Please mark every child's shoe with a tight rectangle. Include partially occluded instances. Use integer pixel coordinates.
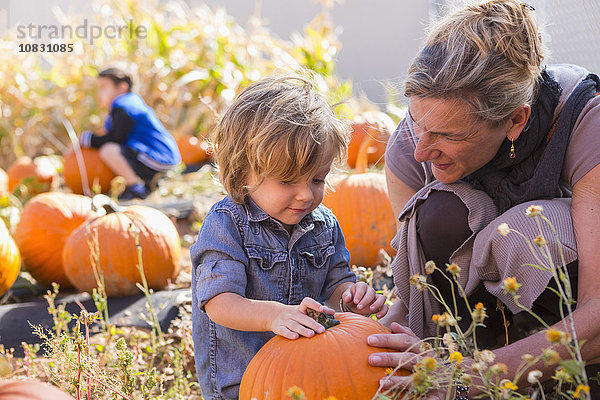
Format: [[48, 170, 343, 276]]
[[118, 182, 151, 200]]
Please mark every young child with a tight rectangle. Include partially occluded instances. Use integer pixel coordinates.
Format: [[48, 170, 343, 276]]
[[80, 66, 181, 200], [191, 75, 389, 399]]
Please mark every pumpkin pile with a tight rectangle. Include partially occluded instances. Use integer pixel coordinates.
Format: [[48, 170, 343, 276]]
[[0, 219, 20, 297], [323, 135, 396, 266], [63, 199, 182, 296], [63, 148, 115, 194], [14, 192, 96, 288], [240, 312, 409, 400], [175, 134, 214, 166], [6, 156, 58, 195], [12, 193, 181, 297], [346, 111, 395, 169]]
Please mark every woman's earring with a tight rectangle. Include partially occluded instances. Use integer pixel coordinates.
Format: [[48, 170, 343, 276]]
[[509, 138, 516, 159]]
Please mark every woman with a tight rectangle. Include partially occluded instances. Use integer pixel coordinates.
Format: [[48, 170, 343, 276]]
[[367, 0, 600, 397]]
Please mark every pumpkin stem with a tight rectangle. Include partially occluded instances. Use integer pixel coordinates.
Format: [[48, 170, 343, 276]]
[[91, 194, 122, 214], [306, 309, 340, 330], [354, 132, 373, 174]]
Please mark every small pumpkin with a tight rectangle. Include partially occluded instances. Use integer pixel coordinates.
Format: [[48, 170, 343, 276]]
[[347, 112, 395, 169], [14, 192, 96, 288], [0, 168, 8, 197], [6, 156, 58, 194], [63, 148, 115, 194], [0, 218, 21, 297], [62, 199, 181, 296], [323, 136, 396, 266], [0, 380, 75, 400], [240, 312, 410, 400], [175, 134, 213, 165]]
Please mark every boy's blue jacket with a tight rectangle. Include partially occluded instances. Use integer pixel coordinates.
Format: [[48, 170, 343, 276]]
[[82, 92, 181, 170]]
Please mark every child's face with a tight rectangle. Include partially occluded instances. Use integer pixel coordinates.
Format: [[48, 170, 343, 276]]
[[248, 164, 331, 232], [96, 77, 129, 108]]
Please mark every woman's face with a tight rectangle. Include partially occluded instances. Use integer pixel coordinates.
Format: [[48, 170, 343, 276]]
[[409, 96, 510, 183]]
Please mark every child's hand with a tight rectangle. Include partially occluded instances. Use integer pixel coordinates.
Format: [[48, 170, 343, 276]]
[[270, 297, 335, 340], [341, 282, 388, 318]]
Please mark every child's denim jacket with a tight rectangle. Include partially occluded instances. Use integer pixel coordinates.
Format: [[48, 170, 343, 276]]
[[191, 196, 356, 400]]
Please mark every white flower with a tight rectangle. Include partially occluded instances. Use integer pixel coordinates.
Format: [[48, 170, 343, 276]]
[[528, 370, 543, 384], [474, 349, 496, 364], [442, 333, 454, 346], [424, 260, 436, 275], [526, 204, 543, 217], [497, 223, 510, 237]]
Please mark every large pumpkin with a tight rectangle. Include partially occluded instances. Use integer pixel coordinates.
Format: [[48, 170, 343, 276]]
[[175, 134, 213, 165], [0, 219, 20, 297], [14, 192, 96, 288], [63, 148, 115, 194], [323, 137, 396, 266], [0, 168, 8, 197], [6, 156, 58, 194], [62, 202, 181, 296], [240, 312, 409, 400], [347, 112, 395, 169], [0, 380, 75, 400]]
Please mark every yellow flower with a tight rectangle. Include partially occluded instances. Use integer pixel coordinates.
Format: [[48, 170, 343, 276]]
[[553, 367, 573, 383], [449, 352, 463, 365], [385, 368, 394, 376], [446, 263, 461, 276], [502, 277, 522, 295], [573, 384, 590, 398], [526, 204, 543, 217], [500, 380, 518, 391], [409, 274, 427, 291], [424, 260, 436, 274], [546, 329, 563, 343], [471, 302, 487, 324], [287, 386, 305, 400], [497, 222, 510, 236], [432, 314, 440, 323], [437, 312, 457, 327], [422, 357, 437, 371], [534, 235, 547, 247]]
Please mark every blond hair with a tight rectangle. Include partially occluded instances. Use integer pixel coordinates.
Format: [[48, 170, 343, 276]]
[[211, 74, 349, 203], [405, 0, 547, 126]]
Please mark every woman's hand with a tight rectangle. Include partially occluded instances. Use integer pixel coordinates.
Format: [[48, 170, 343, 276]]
[[367, 323, 433, 390], [270, 297, 335, 340], [341, 282, 389, 318]]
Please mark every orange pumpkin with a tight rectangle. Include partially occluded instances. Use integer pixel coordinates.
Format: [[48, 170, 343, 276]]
[[347, 112, 395, 169], [0, 219, 20, 297], [62, 202, 181, 296], [0, 168, 8, 197], [63, 148, 115, 194], [175, 134, 213, 165], [240, 312, 410, 400], [323, 136, 396, 266], [6, 156, 58, 194], [0, 380, 75, 400], [14, 192, 96, 288]]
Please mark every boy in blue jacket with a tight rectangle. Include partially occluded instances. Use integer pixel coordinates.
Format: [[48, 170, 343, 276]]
[[81, 67, 181, 200]]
